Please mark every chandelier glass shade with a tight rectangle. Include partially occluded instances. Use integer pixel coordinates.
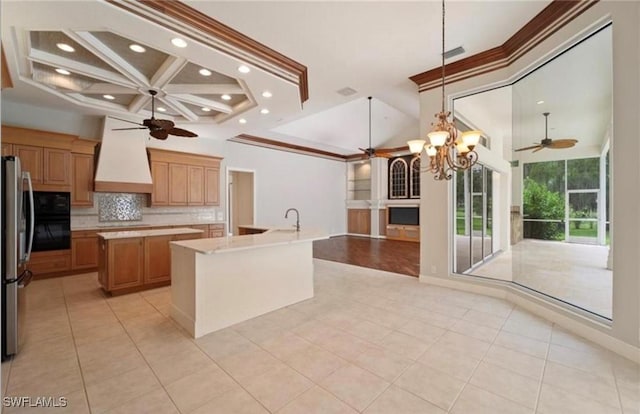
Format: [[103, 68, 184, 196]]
[[409, 0, 481, 180]]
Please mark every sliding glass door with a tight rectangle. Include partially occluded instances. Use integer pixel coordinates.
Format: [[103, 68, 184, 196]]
[[454, 164, 494, 274]]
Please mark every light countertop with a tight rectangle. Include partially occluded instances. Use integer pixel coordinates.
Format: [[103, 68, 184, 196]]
[[97, 227, 204, 240], [171, 228, 327, 255], [72, 221, 224, 231]]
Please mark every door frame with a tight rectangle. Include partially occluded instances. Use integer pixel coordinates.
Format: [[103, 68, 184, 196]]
[[226, 167, 257, 236]]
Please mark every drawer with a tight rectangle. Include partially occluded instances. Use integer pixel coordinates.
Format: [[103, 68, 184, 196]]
[[28, 250, 71, 275], [209, 224, 224, 230], [72, 230, 98, 238]]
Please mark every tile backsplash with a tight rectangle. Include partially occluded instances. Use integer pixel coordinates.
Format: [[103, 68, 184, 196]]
[[98, 193, 145, 222], [71, 192, 224, 229]]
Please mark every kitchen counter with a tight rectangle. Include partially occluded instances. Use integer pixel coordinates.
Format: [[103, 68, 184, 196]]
[[170, 227, 328, 338], [72, 221, 224, 231], [171, 228, 325, 254], [97, 227, 203, 240]]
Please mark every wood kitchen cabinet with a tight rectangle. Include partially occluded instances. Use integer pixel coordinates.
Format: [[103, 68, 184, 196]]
[[151, 161, 169, 206], [2, 127, 76, 191], [28, 250, 71, 276], [99, 237, 144, 292], [70, 139, 97, 207], [44, 148, 71, 187], [147, 148, 222, 207], [347, 208, 371, 235], [2, 143, 13, 156], [71, 230, 99, 270], [188, 165, 204, 205], [144, 235, 173, 284], [205, 167, 220, 206], [14, 144, 43, 184], [169, 164, 188, 205], [209, 223, 225, 238]]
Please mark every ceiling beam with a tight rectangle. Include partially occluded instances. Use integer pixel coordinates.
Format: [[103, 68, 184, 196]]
[[169, 93, 232, 114], [164, 83, 244, 95], [1, 43, 13, 89]]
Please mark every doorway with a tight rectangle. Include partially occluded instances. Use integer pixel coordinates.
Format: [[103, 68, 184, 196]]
[[227, 169, 255, 236]]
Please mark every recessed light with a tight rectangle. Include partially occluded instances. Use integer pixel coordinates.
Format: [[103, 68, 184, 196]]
[[171, 38, 187, 48], [239, 118, 247, 124], [103, 95, 115, 100], [237, 65, 250, 74], [56, 43, 75, 53], [221, 94, 231, 101], [199, 68, 212, 76], [201, 107, 211, 112], [262, 91, 272, 98], [537, 100, 545, 105], [55, 68, 70, 75], [129, 44, 146, 53], [260, 108, 270, 115], [157, 107, 167, 112]]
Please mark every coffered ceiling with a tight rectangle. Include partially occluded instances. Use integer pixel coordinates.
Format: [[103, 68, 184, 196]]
[[2, 1, 560, 155]]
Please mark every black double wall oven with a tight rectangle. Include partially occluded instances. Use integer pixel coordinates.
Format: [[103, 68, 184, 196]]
[[27, 191, 71, 252]]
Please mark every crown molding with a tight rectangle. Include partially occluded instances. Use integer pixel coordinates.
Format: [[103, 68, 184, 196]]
[[107, 0, 309, 105], [1, 44, 13, 90], [410, 0, 598, 92]]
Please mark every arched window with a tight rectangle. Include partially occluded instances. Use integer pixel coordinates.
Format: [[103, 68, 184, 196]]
[[389, 158, 408, 198], [410, 156, 421, 198]]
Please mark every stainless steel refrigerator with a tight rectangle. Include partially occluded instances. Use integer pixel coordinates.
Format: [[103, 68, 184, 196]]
[[1, 156, 34, 360]]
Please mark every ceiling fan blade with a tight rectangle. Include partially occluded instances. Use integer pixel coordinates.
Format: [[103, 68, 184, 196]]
[[549, 139, 578, 149], [110, 117, 144, 126], [533, 146, 546, 153], [145, 118, 175, 129], [514, 144, 541, 152], [150, 129, 169, 140], [112, 127, 148, 131], [168, 128, 198, 137]]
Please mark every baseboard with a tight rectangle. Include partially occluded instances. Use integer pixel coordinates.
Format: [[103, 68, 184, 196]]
[[170, 305, 195, 338]]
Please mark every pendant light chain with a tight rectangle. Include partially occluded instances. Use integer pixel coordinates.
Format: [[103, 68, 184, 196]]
[[441, 0, 445, 113]]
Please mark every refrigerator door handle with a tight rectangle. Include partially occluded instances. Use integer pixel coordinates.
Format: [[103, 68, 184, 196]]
[[22, 171, 35, 263]]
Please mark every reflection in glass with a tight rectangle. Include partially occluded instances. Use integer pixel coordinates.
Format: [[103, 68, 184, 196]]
[[451, 24, 612, 319]]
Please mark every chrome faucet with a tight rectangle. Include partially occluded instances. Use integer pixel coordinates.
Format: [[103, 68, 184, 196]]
[[285, 208, 300, 232]]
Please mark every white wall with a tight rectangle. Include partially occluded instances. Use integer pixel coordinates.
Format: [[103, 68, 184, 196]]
[[419, 1, 639, 351], [224, 141, 347, 235]]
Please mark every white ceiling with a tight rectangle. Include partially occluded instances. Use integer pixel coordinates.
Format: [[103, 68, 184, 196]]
[[2, 1, 552, 154]]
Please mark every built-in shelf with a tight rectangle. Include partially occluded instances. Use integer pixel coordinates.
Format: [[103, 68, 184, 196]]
[[347, 161, 371, 200]]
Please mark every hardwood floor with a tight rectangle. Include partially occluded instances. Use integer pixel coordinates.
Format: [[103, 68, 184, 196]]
[[313, 235, 420, 277]]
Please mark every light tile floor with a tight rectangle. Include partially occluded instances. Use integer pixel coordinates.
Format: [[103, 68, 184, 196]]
[[2, 259, 638, 413]]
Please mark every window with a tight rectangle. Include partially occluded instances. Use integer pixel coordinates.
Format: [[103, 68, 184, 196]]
[[410, 157, 420, 198], [389, 158, 408, 198]]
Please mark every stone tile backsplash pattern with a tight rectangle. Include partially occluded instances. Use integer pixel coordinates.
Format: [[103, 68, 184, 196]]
[[98, 193, 145, 222]]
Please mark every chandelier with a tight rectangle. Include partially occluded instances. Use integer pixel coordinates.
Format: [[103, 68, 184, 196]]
[[408, 0, 481, 180]]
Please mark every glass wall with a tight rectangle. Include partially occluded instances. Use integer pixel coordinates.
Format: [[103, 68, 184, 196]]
[[451, 24, 613, 319], [454, 165, 494, 274]]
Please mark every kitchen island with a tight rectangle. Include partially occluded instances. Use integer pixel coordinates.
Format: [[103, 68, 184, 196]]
[[169, 228, 327, 338], [97, 227, 203, 295]]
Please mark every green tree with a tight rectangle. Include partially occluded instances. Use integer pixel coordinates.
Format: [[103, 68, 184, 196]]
[[523, 177, 565, 240]]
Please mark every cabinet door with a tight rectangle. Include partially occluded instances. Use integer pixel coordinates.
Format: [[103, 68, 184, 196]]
[[205, 167, 220, 206], [71, 236, 99, 270], [108, 238, 144, 290], [71, 153, 94, 207], [347, 209, 371, 235], [169, 164, 188, 205], [188, 165, 204, 206], [151, 161, 169, 206], [144, 235, 172, 284], [1, 143, 13, 156], [14, 145, 43, 183], [44, 148, 71, 186]]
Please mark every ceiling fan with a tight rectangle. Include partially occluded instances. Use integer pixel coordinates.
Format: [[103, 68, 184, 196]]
[[111, 90, 198, 140], [359, 96, 393, 158], [514, 112, 577, 153]]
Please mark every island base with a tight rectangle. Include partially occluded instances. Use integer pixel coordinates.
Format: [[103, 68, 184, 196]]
[[170, 241, 315, 338]]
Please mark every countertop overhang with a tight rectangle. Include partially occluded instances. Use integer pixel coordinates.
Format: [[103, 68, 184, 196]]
[[170, 228, 327, 255], [97, 227, 204, 240]]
